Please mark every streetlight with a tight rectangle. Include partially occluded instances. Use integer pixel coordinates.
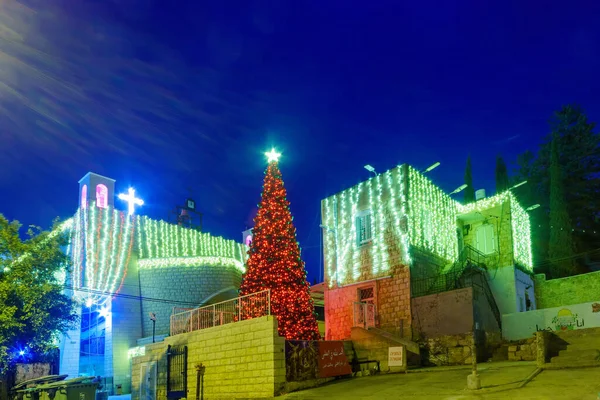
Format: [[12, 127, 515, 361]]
[[423, 162, 441, 173], [320, 224, 339, 287], [149, 313, 157, 343], [449, 184, 468, 195], [364, 165, 377, 176], [509, 181, 527, 190]]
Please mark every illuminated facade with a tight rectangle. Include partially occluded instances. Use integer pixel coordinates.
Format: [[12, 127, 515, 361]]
[[321, 164, 534, 341], [58, 172, 247, 394]]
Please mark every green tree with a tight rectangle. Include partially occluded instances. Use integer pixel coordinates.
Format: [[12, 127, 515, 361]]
[[548, 135, 576, 277], [0, 216, 77, 371], [464, 155, 475, 203], [495, 155, 509, 193], [512, 105, 600, 275]]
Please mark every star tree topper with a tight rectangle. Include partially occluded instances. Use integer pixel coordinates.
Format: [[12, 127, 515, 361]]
[[265, 148, 281, 163]]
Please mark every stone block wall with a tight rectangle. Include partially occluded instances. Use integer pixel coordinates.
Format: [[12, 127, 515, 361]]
[[507, 337, 537, 361], [130, 316, 285, 400], [139, 265, 242, 336], [423, 333, 474, 366], [534, 270, 600, 309], [324, 264, 411, 340]]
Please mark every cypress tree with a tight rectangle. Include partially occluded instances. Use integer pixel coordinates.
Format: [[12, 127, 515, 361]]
[[548, 134, 576, 277], [495, 155, 509, 193], [464, 155, 475, 203]]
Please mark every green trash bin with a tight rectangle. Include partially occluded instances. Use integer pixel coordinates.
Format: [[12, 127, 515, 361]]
[[11, 375, 68, 400], [37, 377, 98, 400]]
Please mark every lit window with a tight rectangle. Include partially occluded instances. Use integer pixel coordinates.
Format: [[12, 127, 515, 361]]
[[81, 185, 88, 209], [475, 224, 496, 255], [96, 184, 108, 208], [356, 210, 373, 246]]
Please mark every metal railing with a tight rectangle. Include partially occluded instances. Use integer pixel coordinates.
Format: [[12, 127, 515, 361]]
[[411, 245, 490, 298], [170, 290, 270, 336], [353, 302, 376, 329]]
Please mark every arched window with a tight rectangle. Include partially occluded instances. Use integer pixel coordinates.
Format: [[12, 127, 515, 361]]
[[96, 184, 108, 209], [81, 185, 88, 209]]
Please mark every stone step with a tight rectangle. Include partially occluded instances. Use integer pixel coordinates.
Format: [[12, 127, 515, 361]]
[[554, 327, 600, 340], [567, 343, 600, 351], [552, 350, 600, 363], [544, 359, 600, 370]]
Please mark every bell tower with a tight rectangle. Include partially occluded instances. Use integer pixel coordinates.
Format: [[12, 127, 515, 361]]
[[78, 172, 116, 209]]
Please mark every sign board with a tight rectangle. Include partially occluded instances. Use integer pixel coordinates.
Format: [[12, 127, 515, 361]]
[[502, 300, 600, 340], [388, 346, 404, 367], [318, 341, 352, 378]]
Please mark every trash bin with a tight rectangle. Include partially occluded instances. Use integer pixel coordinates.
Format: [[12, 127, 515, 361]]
[[11, 375, 68, 400], [13, 387, 41, 400], [37, 377, 98, 400], [95, 391, 108, 400], [115, 384, 122, 395]]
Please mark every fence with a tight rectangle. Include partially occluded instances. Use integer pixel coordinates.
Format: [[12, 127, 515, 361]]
[[170, 290, 270, 335]]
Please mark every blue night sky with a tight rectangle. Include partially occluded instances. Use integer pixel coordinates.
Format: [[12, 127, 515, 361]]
[[1, 0, 599, 282]]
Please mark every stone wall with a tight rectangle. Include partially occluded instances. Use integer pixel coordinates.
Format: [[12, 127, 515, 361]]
[[534, 270, 600, 309], [507, 337, 537, 361], [412, 287, 474, 339], [324, 264, 411, 340], [350, 327, 409, 373], [139, 265, 242, 336], [130, 316, 285, 400], [423, 333, 474, 366]]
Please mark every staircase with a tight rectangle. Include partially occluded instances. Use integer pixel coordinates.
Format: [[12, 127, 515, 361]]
[[546, 327, 600, 369], [410, 245, 502, 330]]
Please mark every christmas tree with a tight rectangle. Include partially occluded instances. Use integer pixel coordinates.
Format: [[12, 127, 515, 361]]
[[239, 149, 321, 340]]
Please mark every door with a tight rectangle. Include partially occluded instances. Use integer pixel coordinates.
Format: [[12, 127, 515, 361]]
[[140, 361, 157, 400]]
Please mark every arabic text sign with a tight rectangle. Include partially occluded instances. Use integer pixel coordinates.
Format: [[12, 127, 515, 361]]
[[388, 346, 404, 367], [318, 341, 352, 378]]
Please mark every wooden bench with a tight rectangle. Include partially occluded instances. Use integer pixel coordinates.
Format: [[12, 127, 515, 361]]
[[352, 358, 380, 375]]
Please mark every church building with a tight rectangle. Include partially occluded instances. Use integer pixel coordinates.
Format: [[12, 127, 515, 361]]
[[57, 172, 247, 394]]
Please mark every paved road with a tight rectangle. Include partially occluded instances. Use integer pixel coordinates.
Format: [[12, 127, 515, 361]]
[[282, 363, 600, 400]]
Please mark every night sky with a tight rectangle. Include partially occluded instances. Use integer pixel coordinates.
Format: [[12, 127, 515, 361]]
[[1, 0, 599, 283]]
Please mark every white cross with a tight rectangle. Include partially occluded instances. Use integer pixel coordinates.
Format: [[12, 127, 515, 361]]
[[118, 188, 144, 215]]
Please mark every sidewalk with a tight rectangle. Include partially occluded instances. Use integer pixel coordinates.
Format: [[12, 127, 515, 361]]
[[282, 362, 600, 399]]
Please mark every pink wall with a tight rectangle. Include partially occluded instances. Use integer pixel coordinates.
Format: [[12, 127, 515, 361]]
[[325, 264, 411, 340]]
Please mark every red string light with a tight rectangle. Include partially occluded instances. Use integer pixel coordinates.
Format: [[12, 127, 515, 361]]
[[239, 161, 321, 340]]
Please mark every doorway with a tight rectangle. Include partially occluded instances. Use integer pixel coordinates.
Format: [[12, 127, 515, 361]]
[[140, 361, 157, 400]]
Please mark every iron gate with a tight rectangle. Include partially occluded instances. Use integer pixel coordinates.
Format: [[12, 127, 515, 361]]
[[167, 345, 188, 399]]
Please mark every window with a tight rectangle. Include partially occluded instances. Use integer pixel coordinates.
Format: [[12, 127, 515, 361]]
[[359, 287, 374, 303], [96, 184, 108, 209], [475, 224, 496, 255], [356, 210, 373, 246], [81, 185, 88, 209]]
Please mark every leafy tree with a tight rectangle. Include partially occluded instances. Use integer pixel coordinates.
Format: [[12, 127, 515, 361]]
[[495, 155, 509, 193], [512, 105, 600, 275], [0, 216, 77, 371], [464, 155, 475, 203], [548, 135, 576, 276]]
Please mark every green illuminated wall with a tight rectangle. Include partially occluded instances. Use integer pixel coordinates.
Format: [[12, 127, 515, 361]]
[[320, 164, 534, 288]]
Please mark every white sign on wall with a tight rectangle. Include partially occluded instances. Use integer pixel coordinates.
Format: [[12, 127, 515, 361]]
[[502, 300, 600, 341], [388, 346, 404, 367]]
